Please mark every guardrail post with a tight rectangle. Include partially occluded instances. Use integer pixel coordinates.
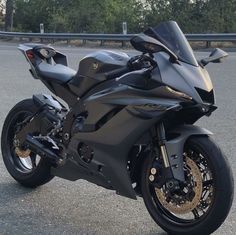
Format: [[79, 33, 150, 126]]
[[122, 22, 127, 48], [40, 23, 44, 43], [206, 41, 211, 48], [83, 39, 86, 45], [100, 40, 104, 46], [40, 23, 44, 34]]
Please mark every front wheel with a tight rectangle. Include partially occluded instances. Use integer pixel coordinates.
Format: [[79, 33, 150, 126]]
[[141, 136, 234, 235]]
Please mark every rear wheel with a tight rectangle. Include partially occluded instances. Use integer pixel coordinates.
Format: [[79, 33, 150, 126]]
[[1, 99, 54, 187], [141, 136, 234, 235]]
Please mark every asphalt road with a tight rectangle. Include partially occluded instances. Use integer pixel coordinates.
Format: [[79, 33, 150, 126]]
[[0, 42, 235, 235]]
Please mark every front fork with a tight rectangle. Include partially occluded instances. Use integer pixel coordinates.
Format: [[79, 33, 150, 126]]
[[157, 123, 171, 168], [149, 122, 186, 188]]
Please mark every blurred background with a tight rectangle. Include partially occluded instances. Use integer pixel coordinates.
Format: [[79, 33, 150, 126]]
[[1, 0, 236, 34]]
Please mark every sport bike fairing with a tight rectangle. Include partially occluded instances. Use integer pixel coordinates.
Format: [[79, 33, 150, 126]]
[[16, 21, 218, 200], [153, 52, 214, 104], [60, 22, 215, 198], [146, 21, 214, 104]]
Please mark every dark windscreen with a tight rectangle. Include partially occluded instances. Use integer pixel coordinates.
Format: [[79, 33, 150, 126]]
[[144, 21, 198, 66]]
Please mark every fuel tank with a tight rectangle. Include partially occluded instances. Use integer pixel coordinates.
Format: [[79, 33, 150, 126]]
[[78, 50, 130, 80], [68, 50, 130, 97]]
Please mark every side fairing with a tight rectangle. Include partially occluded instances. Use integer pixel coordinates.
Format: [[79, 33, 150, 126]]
[[154, 53, 214, 103], [61, 81, 191, 199], [71, 108, 158, 199]]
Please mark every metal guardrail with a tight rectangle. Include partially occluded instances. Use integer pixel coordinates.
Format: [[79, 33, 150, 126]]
[[186, 33, 236, 44], [0, 31, 135, 41], [1, 31, 236, 47]]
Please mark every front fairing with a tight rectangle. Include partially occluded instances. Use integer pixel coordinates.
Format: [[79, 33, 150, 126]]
[[145, 21, 198, 66], [153, 52, 214, 104]]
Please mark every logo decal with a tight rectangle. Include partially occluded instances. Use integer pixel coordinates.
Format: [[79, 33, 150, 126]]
[[92, 62, 99, 70]]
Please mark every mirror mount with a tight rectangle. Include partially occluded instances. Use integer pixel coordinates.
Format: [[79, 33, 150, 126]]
[[200, 48, 228, 67], [130, 34, 178, 63]]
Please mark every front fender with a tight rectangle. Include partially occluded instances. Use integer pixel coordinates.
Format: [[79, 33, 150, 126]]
[[165, 125, 213, 181]]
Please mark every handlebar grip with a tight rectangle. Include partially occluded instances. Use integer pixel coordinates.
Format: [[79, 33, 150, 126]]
[[105, 66, 130, 79]]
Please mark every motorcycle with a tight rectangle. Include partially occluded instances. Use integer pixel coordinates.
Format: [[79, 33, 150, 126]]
[[1, 21, 234, 234]]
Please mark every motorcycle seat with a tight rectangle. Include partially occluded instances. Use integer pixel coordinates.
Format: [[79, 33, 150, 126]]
[[36, 62, 76, 84]]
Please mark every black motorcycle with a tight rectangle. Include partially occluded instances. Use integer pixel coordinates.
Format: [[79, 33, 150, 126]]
[[1, 21, 234, 235]]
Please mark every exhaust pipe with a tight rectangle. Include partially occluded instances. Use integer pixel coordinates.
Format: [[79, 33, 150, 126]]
[[25, 135, 63, 165]]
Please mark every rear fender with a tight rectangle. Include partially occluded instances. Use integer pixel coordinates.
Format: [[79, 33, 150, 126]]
[[33, 94, 63, 111]]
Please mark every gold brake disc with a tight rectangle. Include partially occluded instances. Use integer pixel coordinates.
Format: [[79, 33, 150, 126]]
[[15, 147, 31, 158], [155, 157, 203, 214]]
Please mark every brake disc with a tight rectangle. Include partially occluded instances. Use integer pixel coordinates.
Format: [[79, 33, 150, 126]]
[[155, 157, 203, 214]]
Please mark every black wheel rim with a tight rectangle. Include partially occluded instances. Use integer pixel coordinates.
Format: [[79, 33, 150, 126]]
[[6, 111, 41, 174]]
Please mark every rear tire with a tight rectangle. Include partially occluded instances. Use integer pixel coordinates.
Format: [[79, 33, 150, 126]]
[[1, 99, 54, 188], [141, 136, 234, 235]]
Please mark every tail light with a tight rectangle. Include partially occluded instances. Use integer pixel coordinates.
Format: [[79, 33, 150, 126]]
[[26, 50, 35, 63]]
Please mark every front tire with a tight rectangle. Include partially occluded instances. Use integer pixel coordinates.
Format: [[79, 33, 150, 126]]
[[141, 136, 234, 235], [1, 99, 54, 188]]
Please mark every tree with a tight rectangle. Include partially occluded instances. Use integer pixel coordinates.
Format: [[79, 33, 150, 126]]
[[0, 2, 4, 30], [143, 0, 196, 32], [203, 0, 236, 33], [14, 0, 55, 32], [11, 0, 236, 34], [143, 0, 170, 28], [5, 0, 14, 31], [0, 2, 4, 19], [13, 0, 144, 33]]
